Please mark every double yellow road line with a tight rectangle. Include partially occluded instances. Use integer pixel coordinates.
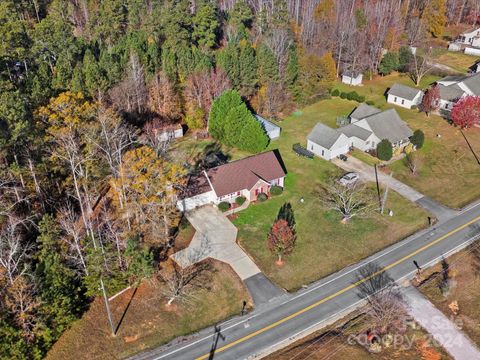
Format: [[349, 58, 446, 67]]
[[196, 214, 480, 360]]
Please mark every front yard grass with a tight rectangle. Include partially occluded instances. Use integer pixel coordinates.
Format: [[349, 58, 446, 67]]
[[434, 50, 478, 73], [417, 245, 480, 347], [232, 99, 429, 291], [334, 72, 440, 107], [389, 109, 480, 208], [47, 261, 250, 360], [351, 148, 380, 166]]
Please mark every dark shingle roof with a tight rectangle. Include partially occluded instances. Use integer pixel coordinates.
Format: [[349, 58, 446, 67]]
[[350, 103, 382, 120], [362, 109, 413, 143], [387, 83, 422, 101], [307, 123, 344, 149], [205, 151, 286, 197]]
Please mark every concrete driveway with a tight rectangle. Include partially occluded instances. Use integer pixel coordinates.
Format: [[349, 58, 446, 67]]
[[332, 156, 458, 222], [171, 206, 283, 304]]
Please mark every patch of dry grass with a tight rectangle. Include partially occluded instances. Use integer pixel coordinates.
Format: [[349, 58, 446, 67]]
[[46, 261, 250, 360]]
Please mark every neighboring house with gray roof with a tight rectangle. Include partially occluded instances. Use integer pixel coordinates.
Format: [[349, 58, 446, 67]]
[[255, 115, 281, 139], [436, 72, 480, 111], [306, 104, 413, 161], [387, 83, 423, 109], [349, 103, 381, 122]]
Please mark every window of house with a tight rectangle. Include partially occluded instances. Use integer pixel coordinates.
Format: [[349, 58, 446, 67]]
[[445, 103, 449, 109], [394, 96, 397, 102], [310, 144, 313, 150], [401, 99, 405, 105], [321, 150, 324, 156]]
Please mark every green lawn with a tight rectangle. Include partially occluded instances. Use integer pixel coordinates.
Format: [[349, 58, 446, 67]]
[[232, 99, 429, 291], [334, 72, 441, 107], [388, 109, 480, 208], [434, 49, 479, 73], [351, 148, 380, 166], [330, 73, 480, 209]]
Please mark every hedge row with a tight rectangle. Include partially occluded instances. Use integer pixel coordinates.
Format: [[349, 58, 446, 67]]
[[331, 89, 366, 103]]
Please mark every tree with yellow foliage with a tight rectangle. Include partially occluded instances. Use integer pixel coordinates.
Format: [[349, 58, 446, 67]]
[[422, 0, 447, 38], [111, 146, 186, 247]]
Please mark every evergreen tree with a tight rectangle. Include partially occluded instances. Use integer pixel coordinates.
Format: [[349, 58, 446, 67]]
[[124, 238, 154, 286], [257, 45, 279, 86], [35, 215, 86, 350], [237, 114, 269, 152], [285, 45, 299, 96], [208, 90, 243, 139], [238, 39, 257, 96], [82, 50, 108, 97], [378, 52, 399, 75], [193, 1, 219, 50], [224, 105, 246, 147], [228, 0, 253, 28]]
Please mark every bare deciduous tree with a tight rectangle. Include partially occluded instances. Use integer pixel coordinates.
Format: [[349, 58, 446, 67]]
[[409, 47, 435, 86], [356, 263, 408, 334], [404, 152, 422, 176], [319, 181, 376, 222]]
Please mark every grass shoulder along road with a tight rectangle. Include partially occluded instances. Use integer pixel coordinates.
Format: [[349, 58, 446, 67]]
[[46, 260, 250, 360], [232, 97, 430, 291]]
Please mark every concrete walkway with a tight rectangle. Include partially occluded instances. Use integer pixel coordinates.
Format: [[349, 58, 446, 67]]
[[171, 206, 284, 304], [224, 199, 250, 216], [403, 286, 480, 360], [332, 156, 458, 221]]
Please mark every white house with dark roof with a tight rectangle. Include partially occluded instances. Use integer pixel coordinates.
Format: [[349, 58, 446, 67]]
[[387, 83, 424, 109], [342, 71, 363, 86], [307, 104, 413, 161], [255, 115, 281, 139], [436, 72, 480, 111]]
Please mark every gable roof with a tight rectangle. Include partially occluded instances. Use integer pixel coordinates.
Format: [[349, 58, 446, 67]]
[[204, 151, 286, 197], [307, 123, 345, 149], [461, 72, 480, 95], [438, 84, 464, 101], [387, 83, 422, 101], [361, 109, 413, 143], [350, 103, 382, 120], [255, 115, 280, 133], [339, 123, 373, 141]]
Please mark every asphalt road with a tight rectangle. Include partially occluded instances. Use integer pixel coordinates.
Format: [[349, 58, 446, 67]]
[[131, 202, 480, 360]]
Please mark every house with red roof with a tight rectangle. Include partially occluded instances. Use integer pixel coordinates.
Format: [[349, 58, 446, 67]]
[[177, 150, 286, 212]]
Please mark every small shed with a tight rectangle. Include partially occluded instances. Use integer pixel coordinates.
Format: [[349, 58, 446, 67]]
[[255, 115, 281, 139], [386, 83, 423, 109], [156, 123, 184, 142], [342, 71, 363, 86]]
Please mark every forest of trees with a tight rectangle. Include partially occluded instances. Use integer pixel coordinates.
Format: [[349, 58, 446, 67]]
[[1, 0, 479, 358]]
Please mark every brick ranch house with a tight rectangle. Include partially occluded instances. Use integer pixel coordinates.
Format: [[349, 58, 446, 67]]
[[176, 150, 287, 212]]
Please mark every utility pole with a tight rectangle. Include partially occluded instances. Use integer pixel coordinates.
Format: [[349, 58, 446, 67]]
[[100, 277, 116, 336], [380, 172, 392, 214], [374, 164, 382, 209]]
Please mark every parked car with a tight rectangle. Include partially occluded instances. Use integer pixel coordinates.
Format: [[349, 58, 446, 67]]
[[339, 172, 359, 186], [338, 154, 348, 161]]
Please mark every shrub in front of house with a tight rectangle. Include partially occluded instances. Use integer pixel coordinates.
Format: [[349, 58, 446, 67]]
[[347, 91, 359, 101], [410, 129, 425, 149], [218, 201, 231, 212], [377, 139, 393, 161], [270, 186, 283, 196], [339, 92, 348, 99], [257, 193, 268, 202], [331, 89, 340, 97], [366, 100, 375, 106], [235, 196, 246, 206], [357, 95, 365, 102]]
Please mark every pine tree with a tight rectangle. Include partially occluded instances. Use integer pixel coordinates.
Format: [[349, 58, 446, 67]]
[[285, 45, 299, 96], [224, 105, 246, 147], [379, 52, 399, 75], [228, 0, 253, 28], [208, 89, 243, 139], [237, 114, 269, 152], [238, 39, 257, 96], [35, 215, 86, 348], [257, 45, 279, 86], [193, 1, 219, 50]]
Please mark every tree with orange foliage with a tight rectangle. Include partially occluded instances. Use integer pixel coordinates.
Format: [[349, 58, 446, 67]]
[[267, 219, 296, 265]]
